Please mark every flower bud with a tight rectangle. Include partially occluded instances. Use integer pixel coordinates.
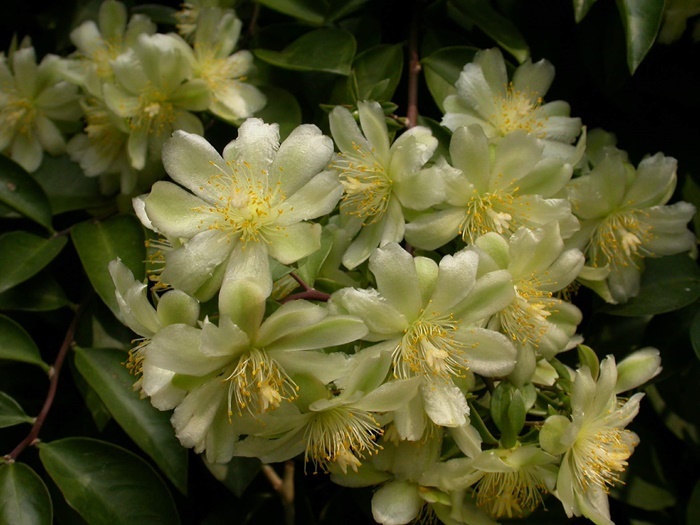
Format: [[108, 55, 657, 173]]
[[614, 347, 662, 394]]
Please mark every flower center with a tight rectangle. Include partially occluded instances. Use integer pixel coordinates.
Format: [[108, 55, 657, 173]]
[[572, 426, 636, 492], [131, 88, 176, 135], [1, 94, 36, 135], [498, 277, 554, 347], [334, 143, 392, 224], [195, 47, 248, 95], [394, 304, 470, 380], [491, 82, 546, 137], [589, 211, 653, 269], [224, 347, 297, 417], [84, 99, 127, 159], [303, 406, 383, 473], [195, 161, 287, 245], [459, 189, 518, 245], [475, 466, 548, 518]]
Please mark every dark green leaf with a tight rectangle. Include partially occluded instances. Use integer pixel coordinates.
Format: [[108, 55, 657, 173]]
[[616, 0, 664, 74], [325, 0, 369, 21], [71, 358, 112, 432], [74, 346, 188, 494], [255, 28, 356, 75], [0, 232, 67, 294], [0, 315, 49, 371], [692, 309, 700, 361], [351, 44, 404, 102], [257, 0, 327, 24], [254, 87, 302, 141], [33, 156, 109, 215], [447, 0, 529, 63], [688, 478, 700, 525], [130, 4, 177, 24], [203, 456, 261, 498], [0, 462, 53, 525], [71, 215, 145, 314], [0, 391, 34, 428], [0, 156, 53, 230], [573, 0, 599, 22], [421, 46, 477, 112], [604, 254, 700, 316], [0, 271, 71, 312], [39, 437, 180, 525]]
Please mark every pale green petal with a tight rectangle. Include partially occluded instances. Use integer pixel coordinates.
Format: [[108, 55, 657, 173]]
[[450, 125, 491, 193], [512, 58, 554, 98], [148, 324, 230, 375], [222, 118, 279, 176], [453, 269, 514, 325], [393, 161, 447, 211], [127, 124, 148, 170], [623, 153, 676, 208], [393, 392, 427, 441], [256, 301, 328, 347], [513, 156, 572, 197], [453, 327, 516, 376], [340, 343, 394, 394], [510, 195, 578, 238], [160, 228, 232, 297], [353, 376, 421, 412], [34, 115, 65, 155], [69, 20, 104, 56], [568, 153, 627, 219], [607, 264, 642, 303], [372, 480, 423, 525], [144, 181, 214, 238], [329, 105, 369, 154], [210, 81, 266, 122], [171, 79, 211, 111], [219, 242, 271, 335], [110, 52, 148, 94], [161, 130, 226, 204], [11, 132, 43, 173], [99, 0, 127, 41], [429, 250, 478, 313], [454, 56, 499, 121], [200, 316, 250, 358], [538, 248, 585, 293], [602, 392, 643, 428], [421, 379, 469, 427], [172, 109, 204, 135], [156, 289, 200, 327], [342, 217, 385, 269], [590, 356, 618, 417], [330, 288, 407, 338], [265, 315, 367, 353], [171, 378, 226, 453], [35, 82, 80, 112], [642, 203, 695, 257], [277, 170, 342, 225], [270, 124, 334, 195], [508, 224, 564, 278], [404, 208, 463, 250], [450, 422, 483, 458], [103, 82, 139, 117], [388, 126, 437, 182], [13, 47, 38, 95], [441, 100, 491, 134], [141, 361, 185, 410], [577, 485, 614, 525], [614, 348, 661, 394], [414, 256, 439, 305], [541, 114, 582, 144], [370, 242, 422, 320], [109, 259, 161, 337], [379, 196, 406, 245], [274, 350, 351, 384], [266, 221, 321, 264], [491, 131, 544, 191], [358, 100, 390, 165]]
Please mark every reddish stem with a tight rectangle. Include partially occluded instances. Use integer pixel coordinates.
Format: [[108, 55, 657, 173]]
[[405, 1, 423, 128]]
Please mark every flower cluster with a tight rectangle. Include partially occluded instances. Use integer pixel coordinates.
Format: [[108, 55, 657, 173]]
[[109, 40, 694, 525]]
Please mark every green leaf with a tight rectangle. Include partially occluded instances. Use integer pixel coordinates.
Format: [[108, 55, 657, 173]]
[[33, 156, 109, 215], [0, 315, 49, 371], [447, 0, 529, 63], [0, 156, 53, 230], [691, 309, 700, 361], [130, 4, 178, 24], [0, 462, 53, 525], [0, 392, 34, 428], [490, 380, 525, 449], [257, 0, 327, 24], [351, 44, 404, 101], [0, 271, 71, 312], [421, 46, 478, 112], [688, 478, 700, 525], [577, 344, 600, 380], [73, 347, 188, 494], [0, 232, 67, 294], [203, 456, 261, 498], [39, 437, 180, 525], [326, 0, 369, 21], [573, 0, 599, 22], [255, 28, 356, 75], [254, 86, 302, 141], [71, 215, 145, 314], [616, 0, 664, 74], [604, 254, 700, 317]]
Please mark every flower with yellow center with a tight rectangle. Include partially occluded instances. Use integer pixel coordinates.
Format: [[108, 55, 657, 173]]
[[138, 119, 342, 302], [331, 242, 517, 433], [567, 147, 696, 303], [442, 47, 582, 160], [169, 7, 266, 123], [540, 355, 645, 525], [405, 124, 578, 251], [0, 46, 81, 172], [329, 101, 443, 269]]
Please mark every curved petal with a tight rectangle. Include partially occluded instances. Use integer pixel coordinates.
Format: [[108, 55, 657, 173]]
[[454, 327, 517, 376], [370, 242, 422, 320], [144, 181, 214, 238], [271, 124, 334, 195], [222, 118, 279, 176]]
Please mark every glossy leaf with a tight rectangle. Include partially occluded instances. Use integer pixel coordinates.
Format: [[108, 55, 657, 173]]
[[0, 271, 71, 312], [0, 156, 53, 230], [255, 28, 356, 75], [257, 0, 326, 24], [0, 462, 53, 525], [71, 215, 145, 314], [616, 0, 664, 73], [39, 437, 180, 525], [73, 346, 188, 494], [0, 391, 34, 428], [422, 46, 478, 112], [448, 0, 529, 63], [34, 156, 108, 215], [0, 315, 49, 371], [0, 232, 67, 294], [604, 254, 700, 316], [351, 44, 404, 102], [573, 0, 599, 22], [254, 87, 302, 141], [203, 456, 261, 498]]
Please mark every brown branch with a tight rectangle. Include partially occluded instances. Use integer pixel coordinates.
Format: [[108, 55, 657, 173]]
[[281, 272, 330, 303], [262, 461, 295, 525], [405, 0, 423, 129], [4, 300, 87, 462]]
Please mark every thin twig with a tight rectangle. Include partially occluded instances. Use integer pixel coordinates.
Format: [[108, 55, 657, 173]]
[[262, 461, 295, 525], [281, 272, 330, 303], [4, 300, 87, 462], [405, 0, 423, 128]]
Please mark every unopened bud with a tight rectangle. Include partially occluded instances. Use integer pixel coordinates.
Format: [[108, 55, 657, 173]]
[[614, 347, 661, 394]]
